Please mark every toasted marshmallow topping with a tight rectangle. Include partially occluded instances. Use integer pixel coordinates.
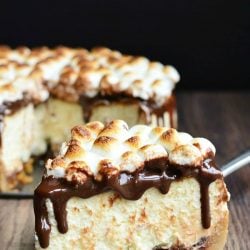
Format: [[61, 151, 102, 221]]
[[46, 120, 216, 182], [0, 46, 179, 105]]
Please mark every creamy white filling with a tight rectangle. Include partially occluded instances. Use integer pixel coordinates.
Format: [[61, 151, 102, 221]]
[[35, 179, 229, 250]]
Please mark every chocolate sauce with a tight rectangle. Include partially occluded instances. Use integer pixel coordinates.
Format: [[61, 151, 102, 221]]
[[34, 156, 222, 248], [0, 99, 29, 116], [79, 94, 176, 127]]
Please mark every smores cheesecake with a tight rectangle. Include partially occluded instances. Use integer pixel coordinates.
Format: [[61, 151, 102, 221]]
[[0, 46, 179, 191], [34, 120, 229, 250]]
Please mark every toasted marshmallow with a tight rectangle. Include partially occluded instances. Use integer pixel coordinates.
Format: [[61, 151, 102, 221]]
[[45, 120, 216, 183], [0, 46, 180, 105]]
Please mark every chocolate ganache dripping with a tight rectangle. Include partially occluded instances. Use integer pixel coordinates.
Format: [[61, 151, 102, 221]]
[[34, 156, 222, 248]]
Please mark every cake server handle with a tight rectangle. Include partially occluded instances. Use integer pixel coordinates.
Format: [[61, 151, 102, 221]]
[[221, 149, 250, 177]]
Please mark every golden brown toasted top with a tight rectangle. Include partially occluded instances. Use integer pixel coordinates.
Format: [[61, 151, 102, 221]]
[[46, 120, 216, 183], [0, 46, 180, 105]]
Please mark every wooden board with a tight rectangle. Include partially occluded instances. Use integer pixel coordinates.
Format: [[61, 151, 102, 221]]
[[0, 91, 249, 250]]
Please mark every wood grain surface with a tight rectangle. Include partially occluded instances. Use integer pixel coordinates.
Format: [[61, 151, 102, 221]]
[[0, 91, 249, 250]]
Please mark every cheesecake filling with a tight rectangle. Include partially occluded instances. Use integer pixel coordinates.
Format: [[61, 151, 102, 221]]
[[34, 154, 223, 248], [79, 94, 176, 127], [0, 96, 32, 145], [0, 94, 175, 190]]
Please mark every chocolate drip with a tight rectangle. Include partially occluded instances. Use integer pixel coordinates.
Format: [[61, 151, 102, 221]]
[[34, 157, 222, 248], [0, 99, 29, 116], [79, 94, 176, 126], [197, 158, 221, 228]]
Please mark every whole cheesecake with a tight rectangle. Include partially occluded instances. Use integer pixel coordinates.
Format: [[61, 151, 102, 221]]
[[34, 120, 230, 250], [0, 46, 179, 191]]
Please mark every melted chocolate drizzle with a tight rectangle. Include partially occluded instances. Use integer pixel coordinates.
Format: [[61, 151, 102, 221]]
[[34, 156, 222, 248]]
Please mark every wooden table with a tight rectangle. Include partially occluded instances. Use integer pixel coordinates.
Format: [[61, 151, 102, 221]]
[[0, 91, 249, 250]]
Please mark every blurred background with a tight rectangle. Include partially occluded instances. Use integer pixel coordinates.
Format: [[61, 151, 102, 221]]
[[0, 0, 248, 90], [0, 2, 249, 249]]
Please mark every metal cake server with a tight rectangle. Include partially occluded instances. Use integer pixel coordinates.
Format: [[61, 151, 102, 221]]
[[221, 149, 250, 177], [0, 149, 249, 199]]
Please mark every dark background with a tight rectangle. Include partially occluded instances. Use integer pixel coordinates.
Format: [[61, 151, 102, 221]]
[[0, 0, 249, 90]]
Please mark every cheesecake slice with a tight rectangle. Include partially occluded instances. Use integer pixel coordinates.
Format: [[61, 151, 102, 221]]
[[34, 120, 229, 250], [0, 46, 179, 191]]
